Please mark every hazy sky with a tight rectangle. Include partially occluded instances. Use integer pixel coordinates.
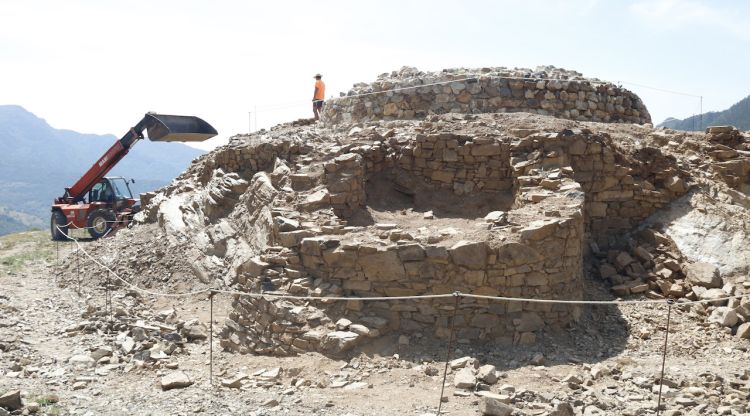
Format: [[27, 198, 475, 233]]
[[2, 0, 749, 150]]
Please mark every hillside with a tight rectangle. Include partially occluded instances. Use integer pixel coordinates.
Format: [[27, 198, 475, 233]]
[[659, 94, 750, 131], [0, 105, 205, 235]]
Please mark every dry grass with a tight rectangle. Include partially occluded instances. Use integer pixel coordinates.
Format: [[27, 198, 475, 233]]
[[0, 230, 56, 274]]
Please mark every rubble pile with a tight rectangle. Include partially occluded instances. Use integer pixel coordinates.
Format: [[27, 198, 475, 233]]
[[1, 292, 208, 386], [324, 66, 650, 125], [443, 353, 750, 415], [595, 228, 691, 298]]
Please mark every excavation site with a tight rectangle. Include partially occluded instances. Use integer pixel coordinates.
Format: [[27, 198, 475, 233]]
[[3, 66, 750, 416]]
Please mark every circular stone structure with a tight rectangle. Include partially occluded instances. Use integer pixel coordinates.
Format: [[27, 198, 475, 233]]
[[323, 66, 650, 126]]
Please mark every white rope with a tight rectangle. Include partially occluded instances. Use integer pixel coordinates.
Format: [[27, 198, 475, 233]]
[[56, 226, 747, 307], [57, 225, 210, 298], [619, 81, 702, 98], [248, 74, 701, 115], [212, 288, 456, 302], [675, 294, 748, 306], [330, 76, 482, 101], [460, 293, 667, 305], [55, 219, 128, 231]]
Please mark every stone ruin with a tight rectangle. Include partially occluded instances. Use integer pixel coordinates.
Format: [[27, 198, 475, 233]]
[[100, 68, 750, 358], [205, 114, 695, 356], [323, 66, 651, 126]]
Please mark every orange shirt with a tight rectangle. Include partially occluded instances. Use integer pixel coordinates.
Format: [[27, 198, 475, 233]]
[[314, 80, 325, 100]]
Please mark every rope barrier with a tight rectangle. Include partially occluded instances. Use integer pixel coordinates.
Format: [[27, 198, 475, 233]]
[[55, 224, 748, 307], [460, 293, 666, 305], [55, 219, 129, 230], [619, 81, 701, 98], [57, 225, 211, 298], [248, 74, 701, 116], [212, 288, 456, 302], [52, 224, 750, 415]]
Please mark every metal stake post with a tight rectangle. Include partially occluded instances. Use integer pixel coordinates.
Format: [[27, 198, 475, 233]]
[[437, 292, 461, 416], [55, 240, 59, 284], [76, 244, 80, 294], [209, 290, 215, 387], [656, 299, 674, 415], [105, 270, 110, 322]]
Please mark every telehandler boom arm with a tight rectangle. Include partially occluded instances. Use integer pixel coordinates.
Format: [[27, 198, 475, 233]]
[[55, 113, 217, 203]]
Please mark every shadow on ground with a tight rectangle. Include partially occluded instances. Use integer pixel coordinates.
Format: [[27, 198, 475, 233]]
[[343, 274, 631, 372]]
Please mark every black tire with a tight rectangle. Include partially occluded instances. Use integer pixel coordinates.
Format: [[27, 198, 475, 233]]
[[87, 209, 116, 239], [50, 211, 68, 241]]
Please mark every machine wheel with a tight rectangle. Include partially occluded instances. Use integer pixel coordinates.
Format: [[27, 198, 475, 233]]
[[50, 211, 68, 241], [86, 209, 116, 239]]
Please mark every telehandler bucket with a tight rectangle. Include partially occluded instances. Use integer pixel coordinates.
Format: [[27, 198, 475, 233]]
[[143, 113, 218, 142]]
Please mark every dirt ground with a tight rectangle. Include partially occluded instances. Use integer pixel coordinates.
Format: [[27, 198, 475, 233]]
[[2, 232, 750, 415]]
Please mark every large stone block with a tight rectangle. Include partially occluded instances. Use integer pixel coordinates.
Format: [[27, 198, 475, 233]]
[[449, 241, 488, 270], [323, 247, 357, 268], [453, 367, 476, 389], [479, 393, 514, 416], [685, 262, 721, 288], [520, 219, 560, 241], [513, 312, 544, 332], [471, 313, 500, 328], [398, 244, 425, 261], [357, 249, 406, 280], [320, 331, 360, 354], [431, 169, 454, 183], [496, 242, 543, 267], [471, 143, 504, 156], [708, 307, 738, 327]]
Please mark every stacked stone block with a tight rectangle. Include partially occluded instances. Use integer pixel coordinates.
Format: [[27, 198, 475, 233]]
[[217, 117, 692, 357], [323, 66, 650, 125]]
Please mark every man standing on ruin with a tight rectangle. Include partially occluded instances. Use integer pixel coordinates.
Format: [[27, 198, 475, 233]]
[[313, 73, 325, 121]]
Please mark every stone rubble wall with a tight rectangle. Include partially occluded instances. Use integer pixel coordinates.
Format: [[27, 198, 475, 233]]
[[317, 128, 688, 246], [222, 140, 592, 356], [204, 137, 303, 180], [218, 125, 693, 356], [321, 132, 515, 216], [210, 113, 698, 356], [394, 133, 514, 194], [323, 67, 651, 126], [508, 129, 689, 248], [221, 193, 585, 356], [704, 126, 750, 194]]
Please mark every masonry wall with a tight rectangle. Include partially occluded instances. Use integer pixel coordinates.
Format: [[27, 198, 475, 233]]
[[221, 200, 585, 356], [218, 123, 690, 357], [509, 130, 688, 248], [323, 68, 651, 126]]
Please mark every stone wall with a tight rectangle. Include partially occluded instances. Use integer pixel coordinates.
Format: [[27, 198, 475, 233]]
[[218, 116, 691, 357], [323, 66, 651, 126], [317, 126, 687, 246], [221, 134, 592, 356], [508, 129, 688, 248], [222, 188, 585, 356]]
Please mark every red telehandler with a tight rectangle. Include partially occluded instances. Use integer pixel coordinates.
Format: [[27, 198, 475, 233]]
[[50, 113, 217, 240]]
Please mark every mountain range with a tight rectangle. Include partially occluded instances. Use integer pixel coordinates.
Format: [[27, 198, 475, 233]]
[[0, 105, 205, 236], [659, 94, 750, 131]]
